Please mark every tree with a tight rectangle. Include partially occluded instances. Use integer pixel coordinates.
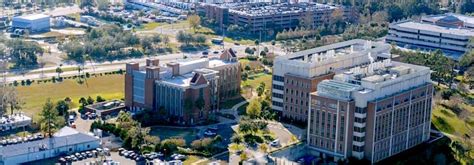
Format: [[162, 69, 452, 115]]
[[79, 97, 87, 106], [372, 11, 388, 23], [96, 96, 106, 102], [55, 67, 63, 78], [259, 143, 269, 153], [188, 15, 201, 31], [256, 82, 265, 96], [0, 87, 23, 115], [55, 100, 70, 117], [194, 35, 207, 44], [39, 98, 63, 137], [330, 8, 344, 25], [87, 96, 95, 105], [246, 99, 262, 119]]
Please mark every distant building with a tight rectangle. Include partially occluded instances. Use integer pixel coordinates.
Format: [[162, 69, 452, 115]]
[[0, 113, 31, 132], [12, 14, 50, 33], [84, 100, 126, 118], [271, 39, 391, 122], [386, 13, 474, 59], [125, 49, 241, 125], [0, 127, 100, 165], [307, 60, 433, 163], [202, 2, 357, 33]]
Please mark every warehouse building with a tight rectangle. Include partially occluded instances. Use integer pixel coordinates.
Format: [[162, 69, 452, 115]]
[[12, 14, 51, 33], [0, 127, 100, 165]]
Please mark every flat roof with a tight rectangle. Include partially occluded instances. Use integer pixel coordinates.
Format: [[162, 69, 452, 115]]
[[159, 72, 194, 87], [15, 14, 50, 20], [0, 128, 98, 158], [394, 21, 474, 36]]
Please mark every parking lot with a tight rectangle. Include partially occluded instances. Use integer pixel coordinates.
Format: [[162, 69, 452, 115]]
[[72, 151, 143, 165]]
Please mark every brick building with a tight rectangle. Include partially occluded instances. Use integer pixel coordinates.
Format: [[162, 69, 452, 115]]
[[125, 49, 240, 125], [271, 39, 392, 122], [307, 60, 433, 163]]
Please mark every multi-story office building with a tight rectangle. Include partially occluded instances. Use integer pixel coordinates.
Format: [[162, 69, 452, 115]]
[[202, 2, 357, 33], [386, 13, 474, 58], [271, 39, 391, 122], [307, 59, 433, 163], [125, 49, 240, 125]]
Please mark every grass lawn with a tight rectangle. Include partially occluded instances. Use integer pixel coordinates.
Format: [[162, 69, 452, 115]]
[[242, 73, 272, 90], [141, 22, 162, 31], [432, 103, 474, 135], [16, 75, 125, 119], [224, 37, 255, 45], [25, 67, 78, 75], [149, 126, 198, 144]]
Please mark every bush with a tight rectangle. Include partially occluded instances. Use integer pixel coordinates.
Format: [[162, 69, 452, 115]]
[[441, 90, 453, 100]]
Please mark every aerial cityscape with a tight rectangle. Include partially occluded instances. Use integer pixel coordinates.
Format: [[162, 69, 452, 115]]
[[0, 0, 472, 164]]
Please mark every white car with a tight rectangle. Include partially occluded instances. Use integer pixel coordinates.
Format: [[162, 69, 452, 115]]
[[270, 139, 280, 147], [204, 130, 217, 136], [172, 154, 186, 160]]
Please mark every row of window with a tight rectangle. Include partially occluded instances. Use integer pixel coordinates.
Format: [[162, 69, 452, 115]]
[[272, 101, 283, 107], [272, 84, 284, 90], [272, 75, 284, 82], [272, 92, 283, 99]]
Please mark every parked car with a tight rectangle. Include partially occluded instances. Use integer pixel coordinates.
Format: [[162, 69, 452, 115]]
[[172, 154, 186, 160], [270, 139, 280, 147], [204, 130, 217, 136]]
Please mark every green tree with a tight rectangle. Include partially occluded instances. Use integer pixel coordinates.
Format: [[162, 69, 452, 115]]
[[86, 96, 95, 105], [96, 96, 106, 102], [246, 99, 262, 119], [39, 98, 63, 137], [256, 82, 265, 96], [55, 67, 63, 78], [55, 100, 70, 116]]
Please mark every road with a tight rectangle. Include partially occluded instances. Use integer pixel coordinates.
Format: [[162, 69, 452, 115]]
[[4, 41, 284, 83]]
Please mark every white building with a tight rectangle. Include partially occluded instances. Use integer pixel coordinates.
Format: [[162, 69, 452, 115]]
[[386, 13, 474, 59], [0, 113, 32, 132], [0, 127, 100, 165], [12, 14, 51, 33]]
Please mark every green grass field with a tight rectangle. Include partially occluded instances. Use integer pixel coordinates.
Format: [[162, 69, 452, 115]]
[[149, 126, 198, 144], [16, 75, 125, 118], [242, 73, 272, 90]]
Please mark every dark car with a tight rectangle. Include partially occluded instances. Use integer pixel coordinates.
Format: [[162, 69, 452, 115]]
[[202, 51, 209, 55]]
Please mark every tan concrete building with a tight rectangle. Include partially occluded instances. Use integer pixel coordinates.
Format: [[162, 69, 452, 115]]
[[308, 60, 433, 163], [272, 39, 392, 122]]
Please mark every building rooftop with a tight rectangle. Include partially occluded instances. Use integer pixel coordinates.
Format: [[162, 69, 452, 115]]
[[394, 21, 474, 36], [317, 60, 431, 101], [0, 127, 99, 158], [278, 39, 390, 62], [15, 14, 50, 20], [209, 2, 337, 17]]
